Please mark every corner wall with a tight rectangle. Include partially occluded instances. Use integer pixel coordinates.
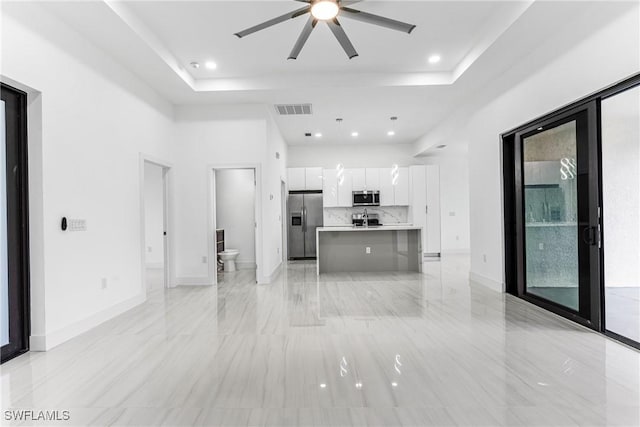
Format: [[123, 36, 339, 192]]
[[1, 2, 175, 349]]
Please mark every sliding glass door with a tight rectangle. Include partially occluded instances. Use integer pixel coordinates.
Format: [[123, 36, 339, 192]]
[[512, 105, 601, 327], [1, 83, 30, 364], [504, 74, 640, 348], [601, 84, 640, 346]]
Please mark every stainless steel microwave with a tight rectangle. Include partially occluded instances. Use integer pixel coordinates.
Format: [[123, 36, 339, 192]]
[[352, 191, 380, 207]]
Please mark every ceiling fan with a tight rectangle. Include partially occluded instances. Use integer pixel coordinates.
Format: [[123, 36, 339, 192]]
[[234, 0, 416, 60]]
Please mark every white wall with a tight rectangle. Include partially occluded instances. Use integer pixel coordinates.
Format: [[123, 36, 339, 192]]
[[215, 169, 256, 268], [172, 105, 287, 284], [144, 163, 164, 267], [1, 2, 175, 349], [422, 155, 471, 253], [287, 143, 417, 168], [414, 3, 640, 290]]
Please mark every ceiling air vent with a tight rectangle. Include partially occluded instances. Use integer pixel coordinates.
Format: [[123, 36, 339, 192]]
[[275, 104, 312, 116]]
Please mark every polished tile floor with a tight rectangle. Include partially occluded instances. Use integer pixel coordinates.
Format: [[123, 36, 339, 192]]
[[1, 255, 639, 426]]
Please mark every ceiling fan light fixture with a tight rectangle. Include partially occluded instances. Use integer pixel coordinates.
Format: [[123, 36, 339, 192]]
[[311, 1, 340, 20]]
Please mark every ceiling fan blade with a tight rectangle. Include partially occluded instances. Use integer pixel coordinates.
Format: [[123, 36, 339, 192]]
[[234, 6, 311, 38], [288, 16, 318, 60], [339, 7, 416, 34], [327, 18, 358, 59]]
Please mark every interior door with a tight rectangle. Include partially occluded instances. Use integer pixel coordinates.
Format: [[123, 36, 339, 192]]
[[514, 103, 601, 328], [1, 83, 30, 364], [303, 193, 323, 258]]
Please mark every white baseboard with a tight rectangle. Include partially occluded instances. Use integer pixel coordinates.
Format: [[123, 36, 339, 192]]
[[469, 271, 504, 292], [259, 261, 282, 285], [145, 262, 164, 269], [176, 276, 213, 286], [30, 293, 146, 351], [441, 249, 471, 255]]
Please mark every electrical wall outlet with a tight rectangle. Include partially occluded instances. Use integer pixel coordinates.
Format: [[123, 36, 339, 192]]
[[101, 278, 108, 290], [483, 254, 487, 263], [202, 256, 207, 263], [148, 246, 152, 253], [539, 243, 544, 250], [366, 247, 371, 254]]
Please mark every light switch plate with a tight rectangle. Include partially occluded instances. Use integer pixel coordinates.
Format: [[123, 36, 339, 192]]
[[68, 219, 87, 232]]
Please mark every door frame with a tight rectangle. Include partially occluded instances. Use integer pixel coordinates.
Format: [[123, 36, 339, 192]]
[[207, 163, 262, 285], [139, 154, 174, 293], [502, 72, 640, 346], [1, 83, 30, 364]]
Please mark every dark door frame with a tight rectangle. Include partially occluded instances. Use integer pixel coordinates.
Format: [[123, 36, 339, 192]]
[[1, 82, 31, 364], [502, 72, 640, 349]]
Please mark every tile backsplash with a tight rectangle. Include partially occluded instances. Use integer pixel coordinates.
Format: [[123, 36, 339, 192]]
[[323, 206, 409, 226]]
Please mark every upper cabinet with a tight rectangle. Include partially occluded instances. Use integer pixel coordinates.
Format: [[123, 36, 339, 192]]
[[287, 168, 306, 191], [287, 167, 323, 191], [365, 168, 380, 191], [379, 167, 409, 206], [323, 169, 338, 207], [351, 168, 366, 191], [305, 167, 323, 190]]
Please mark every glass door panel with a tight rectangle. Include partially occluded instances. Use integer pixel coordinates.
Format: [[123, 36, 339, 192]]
[[523, 121, 580, 311], [602, 85, 640, 345]]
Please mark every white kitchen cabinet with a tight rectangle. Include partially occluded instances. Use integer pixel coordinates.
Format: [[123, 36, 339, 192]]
[[323, 169, 338, 207], [425, 165, 441, 254], [337, 169, 353, 207], [365, 168, 380, 191], [379, 168, 394, 206], [409, 165, 440, 256], [305, 167, 324, 190], [287, 168, 306, 191], [351, 168, 366, 191], [379, 167, 409, 206], [394, 167, 410, 206]]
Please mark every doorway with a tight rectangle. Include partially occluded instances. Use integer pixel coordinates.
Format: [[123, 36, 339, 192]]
[[143, 161, 168, 291], [211, 167, 258, 283], [503, 73, 640, 348], [1, 83, 30, 364]]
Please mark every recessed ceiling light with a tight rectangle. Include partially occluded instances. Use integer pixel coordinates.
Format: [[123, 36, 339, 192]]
[[428, 55, 441, 64], [320, 383, 327, 388], [537, 127, 544, 131], [205, 61, 217, 70], [351, 132, 359, 137], [436, 144, 447, 149], [190, 61, 200, 69], [311, 0, 339, 20], [387, 131, 395, 136], [315, 133, 322, 138]]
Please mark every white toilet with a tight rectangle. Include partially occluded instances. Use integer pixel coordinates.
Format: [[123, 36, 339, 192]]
[[219, 249, 240, 272]]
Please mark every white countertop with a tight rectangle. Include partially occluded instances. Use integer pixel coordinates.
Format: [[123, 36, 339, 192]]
[[317, 225, 422, 232]]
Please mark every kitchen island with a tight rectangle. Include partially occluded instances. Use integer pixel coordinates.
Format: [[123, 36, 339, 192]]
[[316, 225, 423, 275]]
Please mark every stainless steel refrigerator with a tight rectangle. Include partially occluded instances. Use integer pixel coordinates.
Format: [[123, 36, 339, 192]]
[[288, 192, 323, 259]]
